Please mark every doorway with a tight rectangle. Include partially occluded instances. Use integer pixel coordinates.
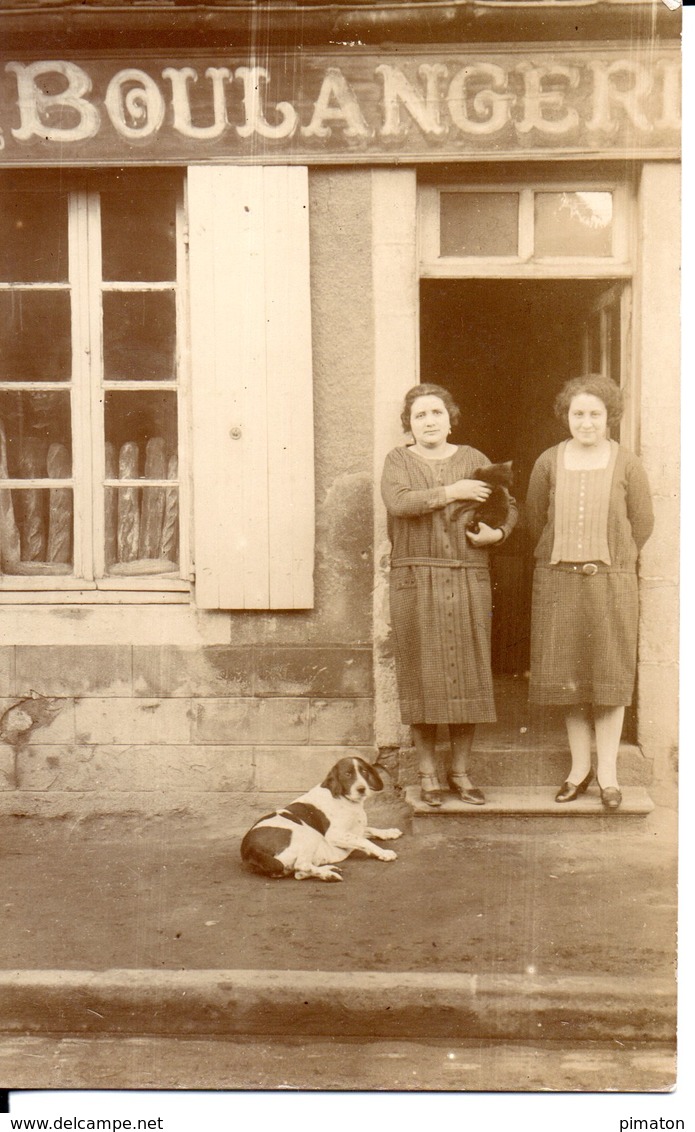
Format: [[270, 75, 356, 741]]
[[420, 278, 627, 735]]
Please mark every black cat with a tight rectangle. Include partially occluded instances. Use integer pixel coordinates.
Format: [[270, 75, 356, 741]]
[[449, 461, 514, 534]]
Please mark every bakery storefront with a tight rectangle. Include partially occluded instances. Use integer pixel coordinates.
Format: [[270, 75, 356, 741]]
[[0, 0, 680, 812]]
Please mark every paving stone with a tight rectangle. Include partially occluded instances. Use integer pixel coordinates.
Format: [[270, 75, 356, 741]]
[[74, 698, 192, 745], [255, 746, 374, 792], [16, 646, 132, 697], [309, 698, 374, 744], [16, 745, 254, 793], [192, 698, 310, 744], [255, 647, 372, 697], [0, 648, 13, 697], [133, 646, 253, 697]]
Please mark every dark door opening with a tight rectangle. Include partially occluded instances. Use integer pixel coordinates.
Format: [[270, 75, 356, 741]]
[[420, 278, 625, 733]]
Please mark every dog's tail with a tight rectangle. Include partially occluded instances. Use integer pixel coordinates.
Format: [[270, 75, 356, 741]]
[[240, 826, 292, 878]]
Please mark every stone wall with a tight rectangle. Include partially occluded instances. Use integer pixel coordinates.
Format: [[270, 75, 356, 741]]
[[633, 162, 680, 801], [0, 643, 373, 805]]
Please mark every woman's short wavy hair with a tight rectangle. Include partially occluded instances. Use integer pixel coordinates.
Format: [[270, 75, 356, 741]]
[[554, 375, 624, 431], [400, 383, 461, 433]]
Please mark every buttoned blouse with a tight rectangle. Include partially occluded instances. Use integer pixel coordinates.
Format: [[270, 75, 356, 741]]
[[550, 440, 618, 564], [526, 443, 654, 571]]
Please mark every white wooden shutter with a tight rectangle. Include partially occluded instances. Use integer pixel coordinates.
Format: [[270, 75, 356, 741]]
[[187, 166, 314, 609]]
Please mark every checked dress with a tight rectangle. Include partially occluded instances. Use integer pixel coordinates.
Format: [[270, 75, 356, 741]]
[[381, 445, 518, 725]]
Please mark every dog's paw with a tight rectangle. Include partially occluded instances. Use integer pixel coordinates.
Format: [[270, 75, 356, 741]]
[[379, 828, 403, 840], [294, 865, 343, 881], [377, 849, 398, 862]]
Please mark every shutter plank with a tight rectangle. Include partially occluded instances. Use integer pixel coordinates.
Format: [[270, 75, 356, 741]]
[[235, 166, 271, 608], [263, 166, 314, 608], [188, 165, 314, 610], [189, 167, 246, 607]]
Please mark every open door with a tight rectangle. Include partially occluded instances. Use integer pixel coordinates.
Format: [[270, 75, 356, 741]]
[[582, 282, 632, 441], [420, 277, 630, 740], [584, 279, 633, 378]]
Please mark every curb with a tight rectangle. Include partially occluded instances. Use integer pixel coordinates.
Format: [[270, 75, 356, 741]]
[[0, 969, 676, 1043]]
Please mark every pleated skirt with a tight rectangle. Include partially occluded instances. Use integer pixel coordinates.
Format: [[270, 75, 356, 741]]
[[529, 566, 639, 706], [390, 563, 496, 725]]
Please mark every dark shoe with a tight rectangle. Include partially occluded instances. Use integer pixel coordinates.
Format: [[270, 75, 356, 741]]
[[419, 774, 443, 808], [555, 769, 593, 803], [599, 785, 622, 811], [447, 773, 485, 806]]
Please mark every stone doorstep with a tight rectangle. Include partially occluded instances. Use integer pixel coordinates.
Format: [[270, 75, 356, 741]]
[[397, 742, 653, 788], [405, 784, 655, 819]]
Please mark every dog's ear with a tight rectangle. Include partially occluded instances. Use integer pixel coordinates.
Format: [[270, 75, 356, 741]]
[[357, 759, 384, 793], [322, 759, 352, 798]]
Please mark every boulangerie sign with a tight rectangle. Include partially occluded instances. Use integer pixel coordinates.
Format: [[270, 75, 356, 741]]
[[0, 45, 680, 164]]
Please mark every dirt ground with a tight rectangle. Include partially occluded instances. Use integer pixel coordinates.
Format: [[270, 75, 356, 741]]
[[0, 806, 677, 978]]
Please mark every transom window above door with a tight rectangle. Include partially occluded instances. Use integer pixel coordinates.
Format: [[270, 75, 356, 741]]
[[0, 170, 189, 596], [419, 181, 632, 277]]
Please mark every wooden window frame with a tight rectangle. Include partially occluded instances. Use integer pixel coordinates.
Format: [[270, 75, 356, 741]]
[[0, 174, 191, 600], [419, 179, 633, 279]]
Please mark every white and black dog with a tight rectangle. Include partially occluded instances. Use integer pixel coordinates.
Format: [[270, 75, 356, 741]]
[[240, 756, 403, 882]]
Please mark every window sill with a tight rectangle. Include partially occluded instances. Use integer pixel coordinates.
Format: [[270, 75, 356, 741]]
[[0, 588, 191, 605]]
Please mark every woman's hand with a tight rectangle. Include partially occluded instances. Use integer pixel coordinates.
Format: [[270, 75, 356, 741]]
[[446, 479, 493, 504], [466, 522, 504, 547]]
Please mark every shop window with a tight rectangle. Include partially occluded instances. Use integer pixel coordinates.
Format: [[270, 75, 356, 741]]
[[420, 181, 631, 277], [0, 173, 188, 595]]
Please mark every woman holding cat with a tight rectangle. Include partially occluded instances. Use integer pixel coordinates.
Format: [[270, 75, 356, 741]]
[[381, 383, 518, 807], [526, 375, 654, 812]]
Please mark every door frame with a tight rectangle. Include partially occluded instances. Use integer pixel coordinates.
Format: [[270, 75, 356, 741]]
[[371, 166, 638, 755]]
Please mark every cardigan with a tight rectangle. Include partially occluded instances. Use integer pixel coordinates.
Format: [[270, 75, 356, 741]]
[[526, 442, 654, 570], [381, 445, 519, 567]]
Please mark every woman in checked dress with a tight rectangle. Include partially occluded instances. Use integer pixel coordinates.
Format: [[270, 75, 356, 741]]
[[381, 384, 518, 808], [526, 376, 654, 811]]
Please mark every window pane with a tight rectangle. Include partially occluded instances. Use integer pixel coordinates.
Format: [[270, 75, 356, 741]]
[[101, 190, 177, 282], [0, 192, 69, 282], [0, 402, 72, 573], [102, 291, 176, 381], [535, 192, 613, 257], [0, 291, 72, 381], [104, 486, 179, 574], [104, 390, 178, 575], [0, 487, 73, 573], [0, 390, 72, 478], [440, 192, 519, 256]]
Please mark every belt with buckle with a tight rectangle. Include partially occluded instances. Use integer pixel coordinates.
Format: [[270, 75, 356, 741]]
[[564, 562, 599, 575], [551, 562, 602, 575]]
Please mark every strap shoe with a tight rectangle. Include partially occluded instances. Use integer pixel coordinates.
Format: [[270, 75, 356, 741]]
[[555, 769, 593, 803], [447, 772, 485, 806]]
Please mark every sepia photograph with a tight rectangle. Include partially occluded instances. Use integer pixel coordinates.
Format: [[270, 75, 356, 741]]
[[0, 0, 682, 1102]]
